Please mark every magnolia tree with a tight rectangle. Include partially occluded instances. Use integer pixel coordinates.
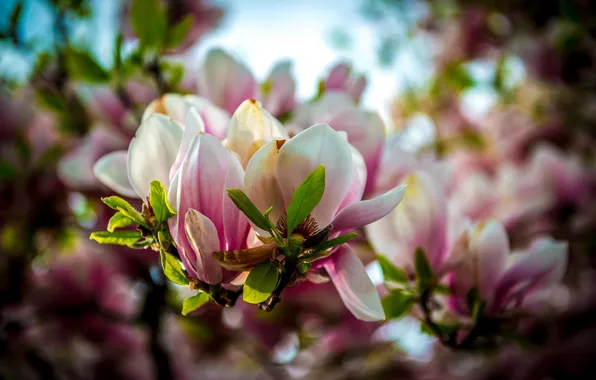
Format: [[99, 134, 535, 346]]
[[1, 0, 595, 379]]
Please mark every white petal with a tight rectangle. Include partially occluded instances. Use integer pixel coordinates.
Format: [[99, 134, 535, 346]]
[[127, 114, 183, 199], [93, 151, 138, 198], [276, 123, 353, 228], [227, 99, 287, 168], [324, 245, 385, 321]]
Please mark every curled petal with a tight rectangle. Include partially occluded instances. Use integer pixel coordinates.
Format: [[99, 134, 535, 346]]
[[324, 245, 385, 321], [127, 114, 183, 199], [332, 184, 406, 234], [277, 123, 353, 228], [93, 151, 138, 198], [185, 209, 222, 284], [227, 99, 287, 167]]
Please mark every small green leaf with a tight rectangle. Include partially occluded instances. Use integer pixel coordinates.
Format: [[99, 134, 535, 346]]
[[286, 165, 326, 236], [149, 180, 177, 222], [297, 261, 311, 274], [160, 249, 189, 286], [182, 292, 210, 316], [90, 231, 142, 247], [382, 290, 415, 319], [226, 189, 271, 231], [130, 0, 166, 48], [101, 196, 147, 227], [166, 15, 193, 48], [312, 232, 357, 254], [107, 212, 135, 232], [65, 48, 110, 83], [243, 261, 279, 304], [128, 237, 154, 249], [414, 248, 434, 289], [377, 255, 408, 284]]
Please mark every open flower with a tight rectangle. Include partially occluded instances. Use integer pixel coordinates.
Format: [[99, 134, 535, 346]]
[[447, 220, 568, 315], [243, 123, 406, 321]]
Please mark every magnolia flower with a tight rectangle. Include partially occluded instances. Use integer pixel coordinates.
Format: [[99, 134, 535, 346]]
[[366, 171, 458, 275], [197, 49, 258, 115], [323, 62, 367, 102], [259, 60, 296, 117], [447, 220, 568, 315], [243, 123, 406, 321], [291, 92, 385, 194]]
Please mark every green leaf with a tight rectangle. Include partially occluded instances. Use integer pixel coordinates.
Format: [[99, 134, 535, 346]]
[[65, 48, 110, 83], [130, 0, 166, 48], [128, 237, 154, 249], [107, 212, 135, 232], [160, 249, 189, 286], [285, 165, 326, 236], [414, 248, 434, 289], [377, 255, 408, 283], [101, 196, 147, 227], [382, 290, 415, 319], [182, 292, 210, 316], [243, 261, 279, 304], [90, 231, 142, 247], [149, 180, 177, 222], [226, 189, 271, 231], [313, 232, 357, 253], [166, 15, 193, 48]]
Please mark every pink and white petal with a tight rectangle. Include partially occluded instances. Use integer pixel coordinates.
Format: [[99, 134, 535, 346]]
[[227, 99, 287, 168], [184, 96, 230, 140], [197, 49, 258, 115], [332, 184, 406, 233], [388, 172, 448, 271], [325, 63, 351, 89], [177, 133, 231, 243], [93, 151, 138, 198], [259, 60, 296, 116], [127, 114, 183, 199], [493, 238, 568, 311], [169, 107, 206, 179], [222, 154, 250, 250], [324, 245, 385, 322], [276, 123, 353, 228], [469, 220, 509, 299], [338, 147, 367, 211], [185, 209, 222, 284], [244, 139, 286, 232]]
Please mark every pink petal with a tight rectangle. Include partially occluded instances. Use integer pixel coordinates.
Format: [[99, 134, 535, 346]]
[[324, 245, 385, 321], [222, 154, 250, 250], [197, 48, 258, 115], [493, 238, 568, 311], [276, 123, 353, 228], [470, 220, 509, 299], [169, 107, 206, 180], [259, 60, 296, 116], [338, 147, 367, 211], [332, 184, 406, 234], [185, 209, 222, 284]]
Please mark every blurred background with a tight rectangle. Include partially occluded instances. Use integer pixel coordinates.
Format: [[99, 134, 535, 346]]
[[1, 0, 595, 379]]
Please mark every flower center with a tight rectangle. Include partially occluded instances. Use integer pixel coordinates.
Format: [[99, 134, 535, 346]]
[[275, 213, 319, 239]]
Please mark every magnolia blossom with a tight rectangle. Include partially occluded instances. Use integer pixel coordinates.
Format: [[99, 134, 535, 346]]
[[243, 123, 406, 321], [323, 62, 367, 102], [197, 48, 297, 118], [447, 220, 568, 315], [291, 92, 385, 194]]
